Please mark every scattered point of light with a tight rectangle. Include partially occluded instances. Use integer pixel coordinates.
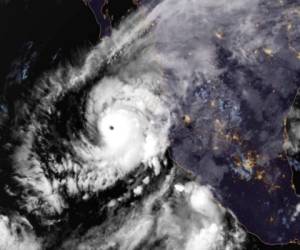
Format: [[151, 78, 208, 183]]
[[183, 114, 192, 126], [210, 100, 216, 107], [255, 170, 265, 181], [214, 31, 224, 40], [263, 48, 273, 56]]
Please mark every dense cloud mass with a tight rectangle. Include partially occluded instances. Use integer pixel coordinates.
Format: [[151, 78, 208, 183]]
[[0, 0, 299, 249]]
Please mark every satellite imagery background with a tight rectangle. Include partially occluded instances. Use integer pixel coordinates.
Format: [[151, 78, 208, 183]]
[[0, 0, 300, 249]]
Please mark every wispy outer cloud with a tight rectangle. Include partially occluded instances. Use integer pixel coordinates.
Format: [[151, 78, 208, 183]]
[[59, 181, 246, 250], [0, 215, 41, 250]]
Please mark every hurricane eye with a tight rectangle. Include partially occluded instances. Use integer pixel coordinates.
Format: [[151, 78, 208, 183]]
[[98, 108, 143, 152]]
